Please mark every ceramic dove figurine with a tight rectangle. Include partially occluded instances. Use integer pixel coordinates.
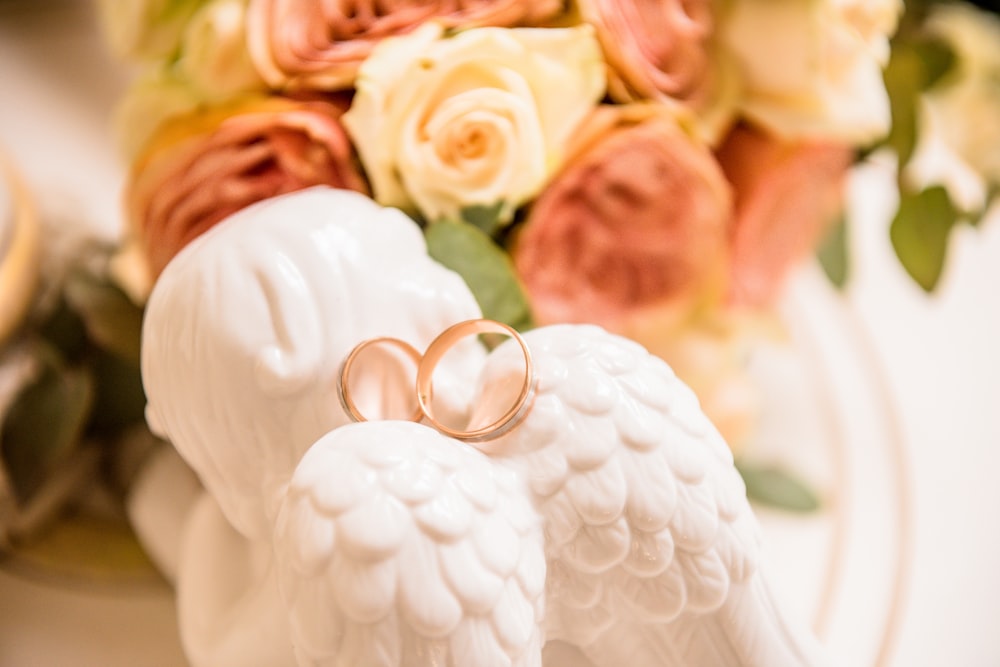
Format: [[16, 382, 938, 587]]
[[142, 186, 827, 667], [141, 187, 486, 666], [142, 186, 486, 541], [465, 324, 830, 667]]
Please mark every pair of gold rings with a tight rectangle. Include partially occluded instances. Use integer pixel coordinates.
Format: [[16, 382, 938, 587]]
[[337, 319, 535, 443]]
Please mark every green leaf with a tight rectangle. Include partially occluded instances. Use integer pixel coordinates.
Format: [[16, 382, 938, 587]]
[[87, 349, 147, 437], [880, 34, 955, 164], [890, 185, 959, 291], [37, 299, 89, 364], [882, 45, 924, 164], [425, 220, 534, 331], [63, 269, 145, 366], [459, 202, 506, 237], [1, 345, 95, 502], [817, 215, 849, 289], [736, 461, 821, 513]]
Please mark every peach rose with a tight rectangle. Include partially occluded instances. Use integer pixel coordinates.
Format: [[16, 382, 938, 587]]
[[513, 105, 732, 329], [126, 96, 368, 279], [246, 0, 565, 90], [716, 124, 852, 306], [721, 0, 901, 143], [579, 0, 715, 107]]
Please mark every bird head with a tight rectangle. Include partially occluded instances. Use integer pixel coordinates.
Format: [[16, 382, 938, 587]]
[[142, 187, 484, 538]]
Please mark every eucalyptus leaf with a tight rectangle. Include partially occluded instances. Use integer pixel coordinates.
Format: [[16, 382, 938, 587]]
[[890, 185, 958, 291], [736, 461, 821, 513], [817, 215, 849, 289], [1, 345, 95, 502], [63, 268, 144, 365], [882, 44, 924, 164], [38, 298, 89, 364], [879, 34, 955, 164], [425, 220, 534, 331], [2, 445, 100, 543], [87, 349, 147, 436]]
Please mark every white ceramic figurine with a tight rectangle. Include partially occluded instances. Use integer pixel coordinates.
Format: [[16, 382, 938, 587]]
[[142, 187, 486, 666], [141, 186, 829, 667]]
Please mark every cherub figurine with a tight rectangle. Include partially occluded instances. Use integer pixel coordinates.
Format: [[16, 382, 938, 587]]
[[142, 187, 829, 667]]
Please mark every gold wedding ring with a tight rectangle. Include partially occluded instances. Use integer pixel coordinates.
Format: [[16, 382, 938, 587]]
[[338, 319, 536, 441], [337, 337, 423, 423], [416, 319, 535, 443]]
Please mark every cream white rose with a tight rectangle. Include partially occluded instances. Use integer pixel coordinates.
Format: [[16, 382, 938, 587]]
[[113, 69, 204, 159], [905, 4, 1000, 212], [721, 0, 902, 144], [342, 23, 605, 224], [98, 0, 207, 60], [924, 4, 1000, 185], [176, 0, 266, 100], [113, 1, 267, 161]]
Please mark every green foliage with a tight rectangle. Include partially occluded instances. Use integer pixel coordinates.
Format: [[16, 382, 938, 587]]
[[817, 215, 850, 289], [736, 460, 821, 513], [890, 185, 960, 290], [0, 246, 148, 537], [37, 298, 90, 363], [871, 18, 972, 293], [459, 202, 506, 237], [87, 350, 147, 436], [425, 219, 534, 331], [64, 268, 145, 365], [881, 34, 955, 165], [1, 345, 95, 502]]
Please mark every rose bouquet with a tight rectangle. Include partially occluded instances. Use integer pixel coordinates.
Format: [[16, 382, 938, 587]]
[[79, 0, 996, 511]]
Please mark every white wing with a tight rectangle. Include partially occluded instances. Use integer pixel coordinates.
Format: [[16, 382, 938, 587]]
[[274, 420, 546, 667], [141, 187, 484, 539], [469, 325, 829, 667]]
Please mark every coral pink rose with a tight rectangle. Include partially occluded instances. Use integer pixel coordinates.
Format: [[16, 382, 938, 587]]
[[126, 96, 368, 279], [716, 124, 853, 306], [246, 0, 565, 90], [579, 0, 714, 107], [513, 105, 732, 330]]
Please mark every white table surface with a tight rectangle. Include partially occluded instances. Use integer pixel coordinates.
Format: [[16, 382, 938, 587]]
[[1, 2, 998, 666]]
